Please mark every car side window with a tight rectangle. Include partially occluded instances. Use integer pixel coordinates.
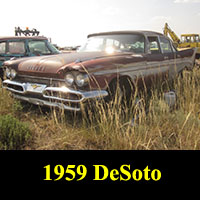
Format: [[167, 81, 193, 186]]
[[147, 37, 161, 54], [0, 42, 6, 54], [160, 37, 173, 54], [8, 41, 25, 54], [28, 40, 51, 54]]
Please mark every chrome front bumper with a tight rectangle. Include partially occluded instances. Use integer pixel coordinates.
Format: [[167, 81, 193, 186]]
[[3, 79, 108, 111]]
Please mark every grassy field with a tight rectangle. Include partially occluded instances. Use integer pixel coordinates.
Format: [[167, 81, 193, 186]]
[[1, 67, 200, 150]]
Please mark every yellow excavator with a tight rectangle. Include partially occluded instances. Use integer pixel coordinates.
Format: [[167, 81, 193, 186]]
[[164, 23, 200, 59]]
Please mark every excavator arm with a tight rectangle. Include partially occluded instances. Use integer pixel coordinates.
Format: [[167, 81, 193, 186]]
[[163, 23, 181, 44]]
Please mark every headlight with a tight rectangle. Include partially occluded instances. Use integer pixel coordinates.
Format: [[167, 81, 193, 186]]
[[64, 71, 89, 87], [65, 73, 74, 86], [10, 69, 17, 79], [75, 73, 89, 87], [5, 68, 11, 78]]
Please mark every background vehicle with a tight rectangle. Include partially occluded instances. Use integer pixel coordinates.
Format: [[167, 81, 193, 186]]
[[163, 23, 200, 59], [0, 34, 60, 80]]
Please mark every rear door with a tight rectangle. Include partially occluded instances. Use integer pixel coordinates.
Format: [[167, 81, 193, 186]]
[[159, 36, 176, 80]]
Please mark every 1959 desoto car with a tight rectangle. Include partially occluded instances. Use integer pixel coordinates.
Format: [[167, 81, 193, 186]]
[[2, 31, 196, 111]]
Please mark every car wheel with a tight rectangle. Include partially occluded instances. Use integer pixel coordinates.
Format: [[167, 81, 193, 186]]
[[107, 78, 133, 106]]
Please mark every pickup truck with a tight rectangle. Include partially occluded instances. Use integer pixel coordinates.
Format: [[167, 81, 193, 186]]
[[0, 36, 60, 80], [2, 31, 196, 111]]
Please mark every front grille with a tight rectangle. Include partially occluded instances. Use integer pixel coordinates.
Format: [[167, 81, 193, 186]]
[[14, 75, 65, 87], [3, 81, 25, 93], [4, 83, 24, 92]]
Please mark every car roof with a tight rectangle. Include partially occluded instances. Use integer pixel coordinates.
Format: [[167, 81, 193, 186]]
[[88, 30, 164, 38], [0, 36, 48, 41], [181, 34, 199, 37]]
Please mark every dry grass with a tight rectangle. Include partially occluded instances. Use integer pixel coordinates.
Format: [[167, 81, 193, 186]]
[[1, 67, 200, 150]]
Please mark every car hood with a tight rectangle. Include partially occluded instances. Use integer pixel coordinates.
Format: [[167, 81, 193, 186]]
[[14, 51, 139, 77]]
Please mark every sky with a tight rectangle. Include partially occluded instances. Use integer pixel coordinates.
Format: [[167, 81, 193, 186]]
[[1, 0, 200, 46]]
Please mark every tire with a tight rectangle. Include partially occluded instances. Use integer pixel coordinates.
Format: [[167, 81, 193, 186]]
[[107, 77, 133, 106]]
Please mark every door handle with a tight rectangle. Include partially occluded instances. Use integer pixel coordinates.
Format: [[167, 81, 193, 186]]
[[164, 56, 169, 60]]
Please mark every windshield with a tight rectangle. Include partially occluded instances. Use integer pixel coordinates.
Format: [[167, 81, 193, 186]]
[[28, 40, 60, 55], [47, 41, 60, 54], [79, 34, 145, 54]]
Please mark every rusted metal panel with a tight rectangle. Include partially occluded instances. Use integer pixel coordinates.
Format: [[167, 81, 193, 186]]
[[2, 31, 196, 111]]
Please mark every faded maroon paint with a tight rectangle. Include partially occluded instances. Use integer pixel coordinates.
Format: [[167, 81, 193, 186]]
[[80, 54, 146, 89], [3, 31, 196, 91], [4, 51, 146, 88]]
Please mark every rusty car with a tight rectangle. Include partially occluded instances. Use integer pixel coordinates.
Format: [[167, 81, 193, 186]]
[[2, 31, 196, 111], [0, 36, 60, 80]]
